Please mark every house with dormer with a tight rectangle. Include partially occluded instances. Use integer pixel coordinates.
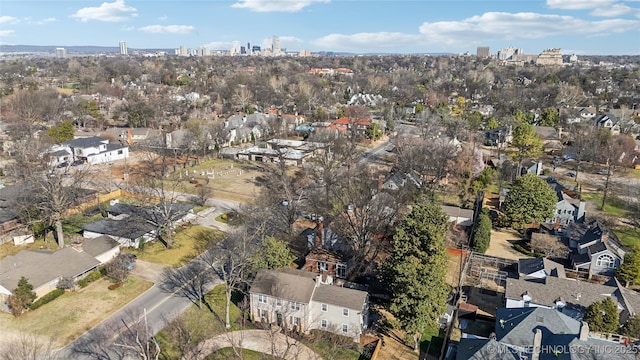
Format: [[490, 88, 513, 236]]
[[62, 136, 128, 165], [546, 178, 586, 226], [566, 221, 625, 275], [594, 114, 621, 134]]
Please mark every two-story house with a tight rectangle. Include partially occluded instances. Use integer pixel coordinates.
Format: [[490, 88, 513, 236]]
[[566, 221, 625, 275], [63, 136, 129, 165], [546, 179, 586, 226], [594, 114, 621, 134], [249, 268, 369, 342]]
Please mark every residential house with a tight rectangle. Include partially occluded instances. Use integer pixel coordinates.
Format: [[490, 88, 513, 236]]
[[566, 221, 625, 275], [0, 184, 27, 242], [484, 126, 512, 147], [62, 136, 129, 165], [533, 126, 563, 153], [521, 160, 543, 176], [332, 117, 372, 136], [237, 139, 326, 167], [222, 113, 276, 146], [517, 257, 566, 279], [441, 205, 475, 227], [546, 178, 586, 225], [81, 235, 121, 263], [82, 217, 156, 248], [594, 114, 621, 134], [382, 169, 422, 192], [303, 221, 349, 279], [249, 268, 369, 342]]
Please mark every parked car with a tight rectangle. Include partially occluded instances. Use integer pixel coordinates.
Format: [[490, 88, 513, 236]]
[[597, 169, 613, 175], [567, 172, 576, 178]]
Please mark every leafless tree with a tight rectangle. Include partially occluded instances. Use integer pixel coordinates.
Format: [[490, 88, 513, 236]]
[[105, 253, 134, 283], [595, 133, 636, 210], [530, 233, 569, 258], [232, 85, 253, 112], [0, 334, 58, 360]]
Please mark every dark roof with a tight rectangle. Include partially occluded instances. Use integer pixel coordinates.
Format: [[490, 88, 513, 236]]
[[505, 276, 617, 313], [545, 337, 638, 360], [587, 242, 608, 255], [495, 307, 581, 348], [0, 248, 100, 292], [456, 338, 522, 360], [0, 183, 24, 223], [63, 136, 107, 148], [518, 257, 566, 278], [312, 284, 368, 311], [107, 202, 193, 224], [82, 217, 156, 239], [82, 236, 120, 257], [571, 251, 592, 266], [251, 268, 318, 304]]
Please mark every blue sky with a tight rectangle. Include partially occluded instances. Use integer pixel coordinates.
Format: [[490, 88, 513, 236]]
[[1, 0, 639, 54]]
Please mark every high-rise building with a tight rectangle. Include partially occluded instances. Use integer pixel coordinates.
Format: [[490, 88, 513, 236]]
[[119, 41, 128, 55], [536, 48, 563, 66], [476, 46, 490, 58], [197, 46, 210, 56], [231, 41, 241, 55], [55, 47, 66, 58], [252, 45, 261, 53], [498, 46, 523, 60], [178, 45, 189, 56], [299, 49, 311, 57], [272, 35, 280, 56]]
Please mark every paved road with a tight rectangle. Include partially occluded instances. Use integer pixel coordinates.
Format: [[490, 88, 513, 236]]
[[358, 139, 391, 164], [184, 330, 322, 360]]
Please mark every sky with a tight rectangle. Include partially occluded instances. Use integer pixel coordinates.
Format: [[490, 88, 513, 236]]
[[1, 0, 639, 55]]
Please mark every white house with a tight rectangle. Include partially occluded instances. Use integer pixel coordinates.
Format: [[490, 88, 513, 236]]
[[249, 269, 369, 342], [63, 136, 128, 165]]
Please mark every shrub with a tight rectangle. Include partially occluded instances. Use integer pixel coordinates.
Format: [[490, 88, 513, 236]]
[[513, 243, 535, 257], [108, 282, 123, 290], [30, 288, 65, 310], [78, 270, 102, 288]]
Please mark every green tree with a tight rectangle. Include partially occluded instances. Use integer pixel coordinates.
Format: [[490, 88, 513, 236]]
[[385, 201, 449, 352], [511, 121, 542, 174], [8, 277, 36, 317], [486, 117, 499, 130], [584, 298, 620, 333], [616, 245, 640, 287], [251, 236, 295, 271], [539, 107, 559, 127], [366, 123, 382, 140], [504, 173, 556, 226], [472, 208, 491, 253], [621, 316, 640, 339], [47, 120, 75, 143]]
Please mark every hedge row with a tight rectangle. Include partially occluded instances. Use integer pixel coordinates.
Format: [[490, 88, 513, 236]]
[[78, 270, 102, 288], [30, 288, 65, 310]]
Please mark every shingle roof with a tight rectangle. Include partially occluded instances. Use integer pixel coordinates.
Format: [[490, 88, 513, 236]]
[[251, 268, 317, 304], [495, 307, 581, 348], [505, 276, 617, 313], [545, 337, 638, 360], [519, 257, 566, 278], [0, 248, 100, 292], [456, 338, 522, 360], [441, 205, 474, 220], [82, 217, 156, 239], [312, 284, 368, 311], [107, 202, 193, 224], [82, 236, 120, 258], [64, 136, 107, 148]]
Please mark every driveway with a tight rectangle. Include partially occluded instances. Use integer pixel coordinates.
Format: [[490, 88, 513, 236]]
[[185, 330, 322, 360], [130, 260, 167, 283]]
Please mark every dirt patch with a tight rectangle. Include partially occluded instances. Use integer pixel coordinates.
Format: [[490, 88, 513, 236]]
[[446, 248, 467, 287], [486, 229, 529, 260]]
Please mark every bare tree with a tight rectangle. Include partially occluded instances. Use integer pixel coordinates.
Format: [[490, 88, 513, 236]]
[[105, 253, 134, 283], [595, 133, 636, 210], [0, 334, 58, 360], [530, 233, 569, 258]]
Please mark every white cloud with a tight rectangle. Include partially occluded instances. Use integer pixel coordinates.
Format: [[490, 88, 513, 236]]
[[202, 41, 233, 50], [139, 25, 195, 34], [71, 0, 137, 22], [36, 17, 57, 25], [231, 0, 329, 13], [547, 0, 614, 10], [592, 3, 640, 16], [0, 30, 15, 37], [0, 16, 19, 24], [313, 32, 421, 51]]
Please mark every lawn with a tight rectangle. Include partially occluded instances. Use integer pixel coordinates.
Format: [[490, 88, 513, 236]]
[[125, 225, 223, 268], [0, 277, 152, 347], [302, 330, 361, 360], [205, 348, 278, 360], [614, 226, 640, 248], [581, 192, 629, 217], [157, 285, 242, 359]]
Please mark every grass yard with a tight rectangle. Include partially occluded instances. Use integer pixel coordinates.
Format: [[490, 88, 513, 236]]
[[0, 277, 152, 347], [126, 226, 223, 268], [205, 348, 278, 360], [302, 330, 361, 360], [614, 226, 640, 248], [581, 192, 629, 217], [157, 285, 242, 359]]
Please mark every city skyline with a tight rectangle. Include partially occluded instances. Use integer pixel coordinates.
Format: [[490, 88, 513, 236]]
[[1, 0, 640, 55]]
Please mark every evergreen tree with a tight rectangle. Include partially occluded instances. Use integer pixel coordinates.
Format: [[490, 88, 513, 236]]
[[8, 277, 36, 317], [251, 236, 295, 271], [385, 201, 449, 352], [583, 301, 604, 331], [616, 245, 640, 287], [504, 173, 557, 226], [621, 316, 640, 339], [472, 208, 492, 253], [47, 120, 75, 143], [601, 297, 620, 333]]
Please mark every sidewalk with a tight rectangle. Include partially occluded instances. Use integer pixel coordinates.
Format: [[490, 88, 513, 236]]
[[185, 330, 322, 360]]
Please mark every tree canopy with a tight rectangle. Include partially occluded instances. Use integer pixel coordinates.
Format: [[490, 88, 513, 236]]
[[472, 208, 491, 253], [251, 236, 295, 271], [616, 244, 640, 287], [583, 297, 619, 333], [8, 277, 36, 317], [385, 201, 449, 351], [511, 121, 542, 164], [47, 120, 75, 143], [504, 173, 556, 226]]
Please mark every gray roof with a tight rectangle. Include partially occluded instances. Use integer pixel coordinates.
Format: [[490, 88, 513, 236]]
[[64, 136, 107, 148], [456, 338, 522, 360], [82, 236, 120, 258], [544, 337, 639, 360], [519, 257, 566, 278], [496, 307, 581, 348], [107, 202, 193, 224], [82, 217, 156, 239], [0, 183, 24, 223], [441, 205, 474, 220], [251, 268, 318, 304], [0, 248, 100, 292], [505, 276, 618, 313], [312, 283, 368, 311]]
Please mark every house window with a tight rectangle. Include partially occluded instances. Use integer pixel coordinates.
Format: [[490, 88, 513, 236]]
[[293, 317, 300, 326], [321, 303, 328, 312], [342, 324, 348, 333], [118, 150, 123, 155], [343, 308, 349, 317], [276, 298, 282, 306], [259, 309, 267, 319], [596, 254, 615, 268], [318, 262, 328, 272], [321, 319, 328, 328], [291, 302, 301, 311], [337, 264, 346, 278], [258, 295, 267, 304]]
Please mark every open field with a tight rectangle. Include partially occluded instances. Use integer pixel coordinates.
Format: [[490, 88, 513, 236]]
[[0, 277, 152, 347]]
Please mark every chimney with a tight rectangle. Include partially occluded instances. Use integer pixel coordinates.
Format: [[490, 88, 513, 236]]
[[532, 329, 542, 360], [579, 321, 589, 341], [315, 221, 324, 248], [378, 175, 385, 192], [555, 219, 561, 231], [315, 274, 322, 287], [601, 234, 608, 243]]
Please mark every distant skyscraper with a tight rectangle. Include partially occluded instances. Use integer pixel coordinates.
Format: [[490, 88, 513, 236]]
[[55, 47, 66, 58], [197, 46, 210, 56], [119, 41, 128, 55], [477, 46, 490, 58], [272, 35, 280, 56], [252, 45, 261, 54], [498, 46, 522, 60], [232, 41, 241, 55], [178, 45, 188, 56]]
